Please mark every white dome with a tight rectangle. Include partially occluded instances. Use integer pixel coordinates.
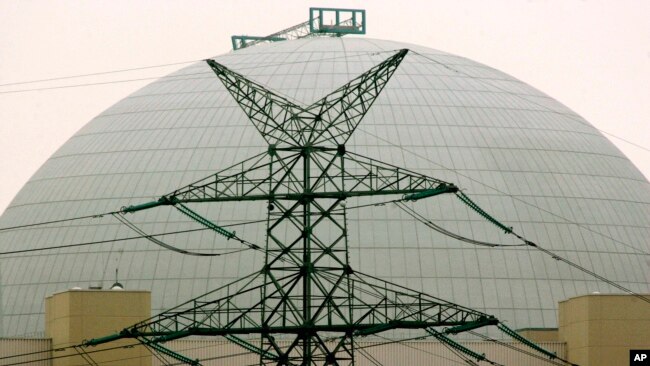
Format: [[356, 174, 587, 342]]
[[1, 37, 648, 337]]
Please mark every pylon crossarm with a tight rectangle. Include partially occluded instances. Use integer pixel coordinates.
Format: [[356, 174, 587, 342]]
[[87, 269, 497, 365], [167, 150, 302, 203], [122, 148, 457, 212], [142, 275, 300, 339], [341, 151, 455, 195], [340, 271, 496, 330], [84, 271, 262, 346], [86, 269, 497, 343], [166, 149, 309, 203]]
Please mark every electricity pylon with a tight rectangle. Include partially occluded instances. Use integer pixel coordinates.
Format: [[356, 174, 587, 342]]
[[85, 49, 500, 365]]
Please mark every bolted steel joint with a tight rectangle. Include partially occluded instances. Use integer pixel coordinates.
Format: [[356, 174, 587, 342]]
[[337, 144, 346, 156]]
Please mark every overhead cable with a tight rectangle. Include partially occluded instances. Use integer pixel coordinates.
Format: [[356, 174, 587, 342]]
[[402, 188, 650, 305], [468, 330, 577, 366], [0, 73, 207, 94], [0, 50, 401, 95], [357, 127, 650, 257], [113, 213, 259, 256], [1, 339, 251, 366], [0, 218, 268, 257], [0, 59, 201, 87], [361, 334, 468, 366], [376, 334, 483, 366], [0, 210, 120, 232], [523, 239, 650, 304], [0, 49, 400, 88], [0, 341, 140, 366], [352, 339, 385, 366], [409, 50, 650, 153], [395, 201, 526, 248]]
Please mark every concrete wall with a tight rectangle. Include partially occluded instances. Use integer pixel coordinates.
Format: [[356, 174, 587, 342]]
[[146, 339, 566, 365], [44, 289, 151, 366], [559, 294, 650, 366], [517, 328, 559, 342], [21, 291, 646, 365], [0, 337, 566, 366], [0, 338, 51, 366]]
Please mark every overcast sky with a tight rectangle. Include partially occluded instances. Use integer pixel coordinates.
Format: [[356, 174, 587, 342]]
[[1, 0, 648, 215]]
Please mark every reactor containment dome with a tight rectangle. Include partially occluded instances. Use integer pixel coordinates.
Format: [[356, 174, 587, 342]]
[[0, 37, 648, 337]]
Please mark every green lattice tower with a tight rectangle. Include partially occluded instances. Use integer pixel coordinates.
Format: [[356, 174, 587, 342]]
[[85, 50, 499, 365]]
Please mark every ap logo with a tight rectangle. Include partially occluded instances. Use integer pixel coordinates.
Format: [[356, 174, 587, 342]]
[[631, 350, 650, 365]]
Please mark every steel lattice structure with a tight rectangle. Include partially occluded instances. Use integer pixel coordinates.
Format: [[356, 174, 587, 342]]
[[85, 49, 505, 365], [231, 7, 365, 50]]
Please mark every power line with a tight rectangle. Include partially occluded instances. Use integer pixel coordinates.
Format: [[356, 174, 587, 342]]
[[398, 197, 650, 305], [356, 125, 650, 304], [72, 345, 99, 366], [408, 50, 650, 154], [112, 212, 258, 257], [0, 210, 120, 232], [0, 345, 58, 360], [0, 341, 140, 366], [0, 72, 208, 94], [353, 339, 385, 366], [392, 174, 650, 304], [0, 226, 202, 256], [0, 50, 401, 95], [380, 336, 475, 366], [376, 328, 573, 366], [356, 127, 650, 257], [0, 59, 201, 87], [395, 201, 527, 248], [438, 340, 484, 366], [0, 333, 250, 364], [457, 195, 650, 304], [468, 330, 577, 366], [374, 334, 484, 366], [0, 217, 267, 257], [522, 239, 650, 305], [142, 343, 169, 366], [169, 350, 251, 365], [0, 49, 399, 88], [1, 338, 253, 366], [0, 192, 422, 258]]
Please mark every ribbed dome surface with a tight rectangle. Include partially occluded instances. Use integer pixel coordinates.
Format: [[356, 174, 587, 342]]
[[1, 37, 648, 337]]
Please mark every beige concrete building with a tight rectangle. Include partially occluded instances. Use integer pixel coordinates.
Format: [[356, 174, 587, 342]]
[[1, 290, 648, 366], [44, 289, 151, 366], [558, 294, 650, 366]]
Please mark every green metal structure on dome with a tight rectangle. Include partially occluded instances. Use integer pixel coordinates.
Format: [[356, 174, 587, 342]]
[[231, 7, 365, 50]]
